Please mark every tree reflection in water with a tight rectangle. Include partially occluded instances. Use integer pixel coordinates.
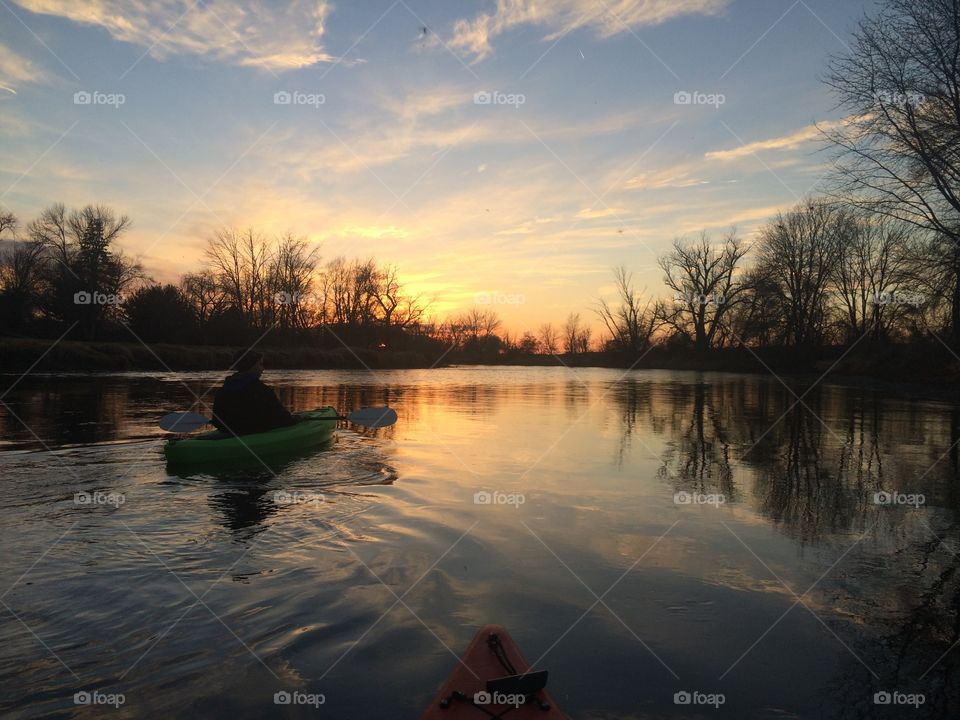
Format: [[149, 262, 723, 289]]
[[613, 373, 960, 717]]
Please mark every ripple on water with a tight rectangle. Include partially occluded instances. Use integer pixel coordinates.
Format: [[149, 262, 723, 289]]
[[4, 369, 960, 719], [0, 427, 409, 718]]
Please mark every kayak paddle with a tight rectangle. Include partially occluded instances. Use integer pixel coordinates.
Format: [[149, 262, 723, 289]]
[[159, 406, 398, 433], [159, 411, 212, 432]]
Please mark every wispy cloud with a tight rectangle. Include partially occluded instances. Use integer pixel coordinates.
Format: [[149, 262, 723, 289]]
[[624, 167, 709, 190], [495, 225, 533, 235], [705, 120, 842, 161], [376, 85, 473, 123], [445, 0, 730, 62], [675, 203, 785, 233], [337, 224, 409, 240], [0, 107, 34, 135], [262, 119, 501, 176], [13, 0, 337, 71], [0, 43, 49, 91], [260, 95, 657, 179], [576, 207, 622, 219]]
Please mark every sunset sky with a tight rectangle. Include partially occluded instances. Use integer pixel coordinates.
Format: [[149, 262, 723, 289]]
[[0, 0, 874, 331]]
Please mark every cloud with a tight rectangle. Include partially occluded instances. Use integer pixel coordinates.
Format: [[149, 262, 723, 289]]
[[446, 0, 729, 62], [576, 207, 622, 219], [0, 107, 34, 135], [376, 85, 470, 123], [674, 203, 785, 234], [337, 224, 409, 240], [0, 44, 48, 91], [261, 79, 665, 183], [13, 0, 336, 71], [624, 167, 708, 189], [704, 120, 843, 161], [263, 119, 500, 176]]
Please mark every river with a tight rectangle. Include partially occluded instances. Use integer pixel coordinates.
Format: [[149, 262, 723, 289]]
[[1, 367, 957, 718]]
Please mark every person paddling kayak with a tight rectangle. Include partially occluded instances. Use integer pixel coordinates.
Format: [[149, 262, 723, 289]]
[[212, 350, 296, 436]]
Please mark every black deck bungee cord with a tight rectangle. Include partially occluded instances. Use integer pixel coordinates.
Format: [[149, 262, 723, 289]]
[[436, 631, 551, 717]]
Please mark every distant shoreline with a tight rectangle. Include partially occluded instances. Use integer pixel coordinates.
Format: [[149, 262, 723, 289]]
[[2, 337, 957, 397], [0, 337, 432, 373]]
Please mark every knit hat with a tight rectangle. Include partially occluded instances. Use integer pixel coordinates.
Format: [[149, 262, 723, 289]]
[[232, 349, 263, 373]]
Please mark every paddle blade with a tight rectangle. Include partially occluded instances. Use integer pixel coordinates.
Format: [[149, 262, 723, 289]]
[[345, 406, 397, 428], [159, 411, 212, 432]]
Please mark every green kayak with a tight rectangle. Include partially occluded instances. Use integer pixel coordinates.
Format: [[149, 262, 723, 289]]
[[164, 408, 338, 466]]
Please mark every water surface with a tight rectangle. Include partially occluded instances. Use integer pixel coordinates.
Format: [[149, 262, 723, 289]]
[[1, 367, 958, 718]]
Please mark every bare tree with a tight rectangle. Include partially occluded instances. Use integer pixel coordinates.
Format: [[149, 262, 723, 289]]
[[754, 200, 844, 346], [0, 210, 16, 237], [538, 322, 559, 355], [563, 312, 591, 354], [26, 203, 69, 267], [370, 263, 428, 328], [441, 316, 468, 349], [518, 331, 539, 354], [831, 213, 916, 340], [323, 257, 378, 327], [911, 230, 960, 335], [657, 231, 749, 350], [824, 0, 960, 336], [595, 265, 657, 354], [22, 203, 141, 336], [27, 204, 132, 266], [270, 233, 320, 330], [180, 270, 224, 327], [0, 241, 46, 300], [727, 267, 783, 348], [205, 228, 273, 327], [68, 204, 131, 246], [579, 325, 591, 353], [0, 211, 47, 330], [459, 308, 501, 339], [439, 308, 501, 356]]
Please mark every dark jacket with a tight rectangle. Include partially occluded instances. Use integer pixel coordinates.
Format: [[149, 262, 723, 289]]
[[212, 372, 295, 436]]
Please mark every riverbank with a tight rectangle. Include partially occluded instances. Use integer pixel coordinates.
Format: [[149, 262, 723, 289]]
[[0, 337, 433, 372], [1, 337, 957, 395]]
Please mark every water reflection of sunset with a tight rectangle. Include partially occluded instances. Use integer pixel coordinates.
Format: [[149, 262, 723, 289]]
[[3, 367, 959, 717]]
